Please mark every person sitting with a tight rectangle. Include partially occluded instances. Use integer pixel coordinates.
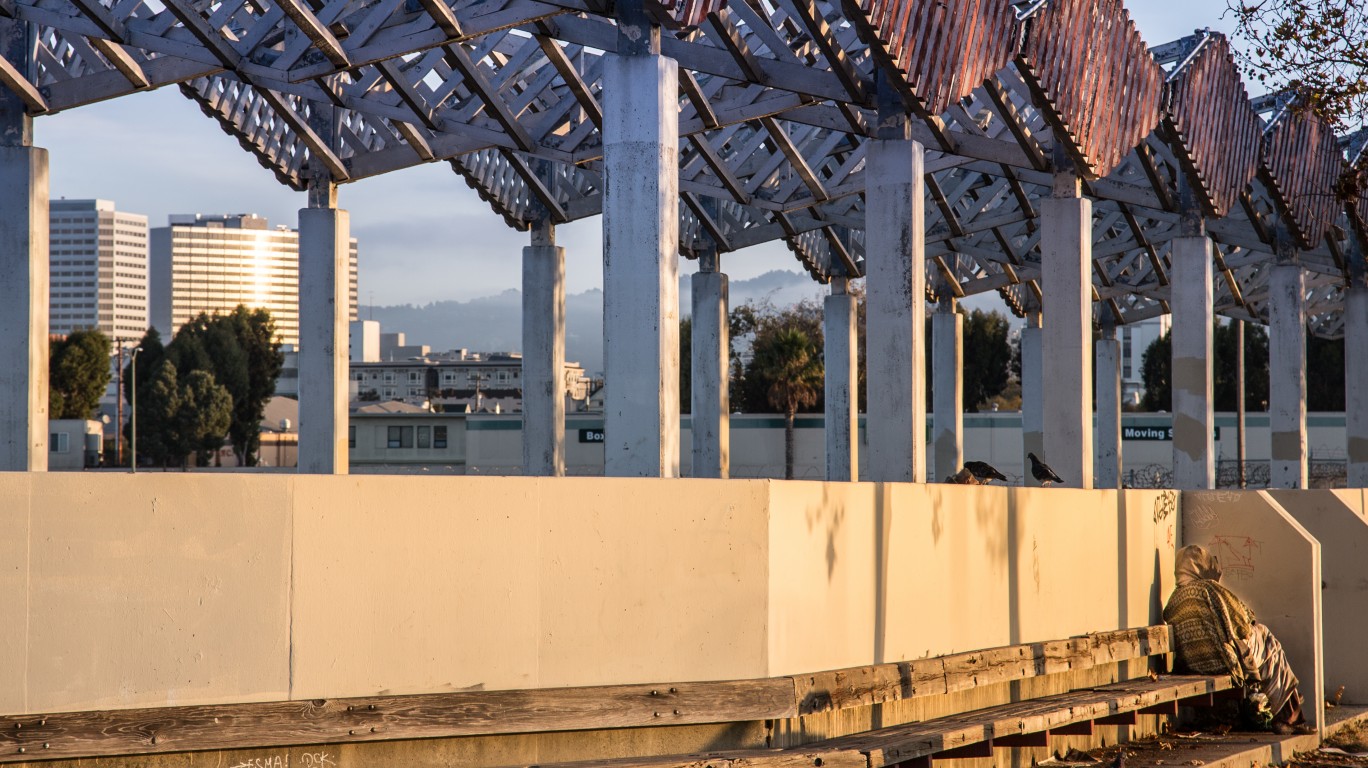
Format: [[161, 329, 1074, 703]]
[[1163, 544, 1311, 734]]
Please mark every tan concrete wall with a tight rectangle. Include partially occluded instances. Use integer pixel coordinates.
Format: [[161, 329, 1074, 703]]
[[1181, 490, 1324, 730], [763, 483, 1177, 675], [0, 473, 30, 715], [3, 474, 1178, 716], [1268, 489, 1368, 706]]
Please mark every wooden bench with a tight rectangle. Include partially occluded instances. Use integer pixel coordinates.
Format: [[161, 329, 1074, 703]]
[[0, 626, 1212, 765]]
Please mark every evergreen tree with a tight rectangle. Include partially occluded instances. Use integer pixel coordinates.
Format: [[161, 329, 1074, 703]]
[[173, 369, 233, 469], [221, 306, 284, 465], [1141, 323, 1272, 412], [50, 328, 112, 419]]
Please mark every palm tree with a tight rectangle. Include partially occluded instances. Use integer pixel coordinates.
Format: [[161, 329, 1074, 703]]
[[750, 328, 823, 479]]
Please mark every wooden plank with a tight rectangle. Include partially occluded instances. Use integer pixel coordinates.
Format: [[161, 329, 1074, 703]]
[[994, 732, 1050, 748], [795, 626, 1171, 715], [0, 679, 798, 764]]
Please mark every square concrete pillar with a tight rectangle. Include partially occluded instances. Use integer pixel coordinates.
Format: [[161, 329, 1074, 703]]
[[932, 299, 962, 480], [0, 26, 47, 471], [1041, 192, 1093, 489], [1094, 321, 1121, 489], [1021, 311, 1043, 473], [865, 131, 926, 483], [1347, 272, 1368, 487], [0, 142, 48, 471], [1171, 235, 1215, 489], [523, 221, 566, 476], [1269, 261, 1307, 489], [824, 277, 857, 481], [297, 200, 350, 475], [601, 52, 680, 478], [691, 264, 729, 479]]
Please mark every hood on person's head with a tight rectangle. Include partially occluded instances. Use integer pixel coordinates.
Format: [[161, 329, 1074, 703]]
[[1176, 544, 1223, 586]]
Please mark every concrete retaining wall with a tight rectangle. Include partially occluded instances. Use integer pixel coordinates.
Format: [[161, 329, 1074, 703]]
[[1181, 490, 1324, 731], [0, 474, 1180, 717]]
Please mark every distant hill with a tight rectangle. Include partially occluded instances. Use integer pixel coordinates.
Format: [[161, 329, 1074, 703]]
[[360, 270, 826, 374]]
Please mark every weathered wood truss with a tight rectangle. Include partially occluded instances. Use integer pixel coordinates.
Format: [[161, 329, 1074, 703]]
[[1, 0, 1364, 336]]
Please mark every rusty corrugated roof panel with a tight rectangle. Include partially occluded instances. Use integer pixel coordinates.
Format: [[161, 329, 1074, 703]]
[[1016, 0, 1164, 179], [1163, 34, 1262, 218], [845, 0, 1018, 117], [1263, 110, 1344, 249]]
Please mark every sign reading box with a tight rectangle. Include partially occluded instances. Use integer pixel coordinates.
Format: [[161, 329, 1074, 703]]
[[578, 428, 605, 443]]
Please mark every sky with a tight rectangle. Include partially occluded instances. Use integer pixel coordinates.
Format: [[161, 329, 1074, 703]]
[[37, 0, 1235, 309]]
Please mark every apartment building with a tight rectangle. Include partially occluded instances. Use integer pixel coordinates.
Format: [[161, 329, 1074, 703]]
[[49, 199, 149, 340]]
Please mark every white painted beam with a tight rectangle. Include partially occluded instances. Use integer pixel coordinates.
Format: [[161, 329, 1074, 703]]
[[601, 51, 680, 477], [523, 219, 565, 476], [1041, 186, 1093, 489], [1171, 235, 1215, 489], [1021, 311, 1043, 476], [932, 298, 962, 480], [1269, 260, 1307, 488], [1348, 271, 1368, 487], [824, 276, 857, 481], [865, 109, 926, 483], [1094, 320, 1121, 489], [0, 21, 46, 471], [297, 190, 350, 475], [690, 259, 729, 479]]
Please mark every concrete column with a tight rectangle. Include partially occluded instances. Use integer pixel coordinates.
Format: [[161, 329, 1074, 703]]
[[297, 181, 350, 474], [824, 276, 858, 481], [0, 19, 48, 471], [1021, 311, 1043, 471], [865, 79, 926, 482], [1171, 235, 1216, 489], [1095, 319, 1121, 489], [1041, 175, 1093, 489], [523, 218, 566, 476], [601, 34, 680, 477], [691, 249, 729, 479], [1348, 265, 1368, 487], [932, 297, 962, 480], [1269, 259, 1307, 488]]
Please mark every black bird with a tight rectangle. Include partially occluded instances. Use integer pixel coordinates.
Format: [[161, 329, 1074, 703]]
[[964, 461, 1008, 484], [1028, 452, 1063, 486], [945, 467, 980, 485]]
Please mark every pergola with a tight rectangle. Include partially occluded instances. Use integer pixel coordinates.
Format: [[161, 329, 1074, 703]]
[[0, 0, 1363, 488]]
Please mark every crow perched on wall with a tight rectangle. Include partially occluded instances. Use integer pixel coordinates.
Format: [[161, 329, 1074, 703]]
[[1028, 452, 1063, 486], [964, 461, 1008, 484]]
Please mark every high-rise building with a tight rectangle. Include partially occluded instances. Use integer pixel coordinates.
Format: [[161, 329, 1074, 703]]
[[149, 213, 358, 347], [49, 199, 150, 341]]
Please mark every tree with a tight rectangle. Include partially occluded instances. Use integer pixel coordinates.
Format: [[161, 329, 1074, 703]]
[[50, 329, 112, 419], [731, 299, 824, 414], [130, 360, 180, 468], [166, 307, 283, 465], [679, 317, 692, 414], [122, 327, 166, 412], [220, 306, 285, 465], [1307, 335, 1344, 410], [1228, 0, 1368, 131], [962, 310, 1012, 411], [748, 327, 823, 479], [1140, 323, 1272, 412], [1140, 332, 1172, 412], [172, 369, 233, 469]]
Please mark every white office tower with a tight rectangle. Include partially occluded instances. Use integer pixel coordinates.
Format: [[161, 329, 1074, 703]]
[[49, 199, 150, 340], [150, 214, 358, 347]]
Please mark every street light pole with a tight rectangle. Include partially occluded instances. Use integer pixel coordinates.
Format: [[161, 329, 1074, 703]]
[[131, 346, 143, 473]]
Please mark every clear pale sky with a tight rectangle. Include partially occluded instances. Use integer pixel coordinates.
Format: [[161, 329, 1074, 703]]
[[38, 0, 1233, 307]]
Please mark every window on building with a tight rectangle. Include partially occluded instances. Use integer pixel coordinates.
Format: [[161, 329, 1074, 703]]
[[418, 425, 431, 448], [348, 426, 355, 448], [49, 433, 69, 453], [433, 425, 448, 449], [409, 371, 421, 382], [387, 425, 414, 448]]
